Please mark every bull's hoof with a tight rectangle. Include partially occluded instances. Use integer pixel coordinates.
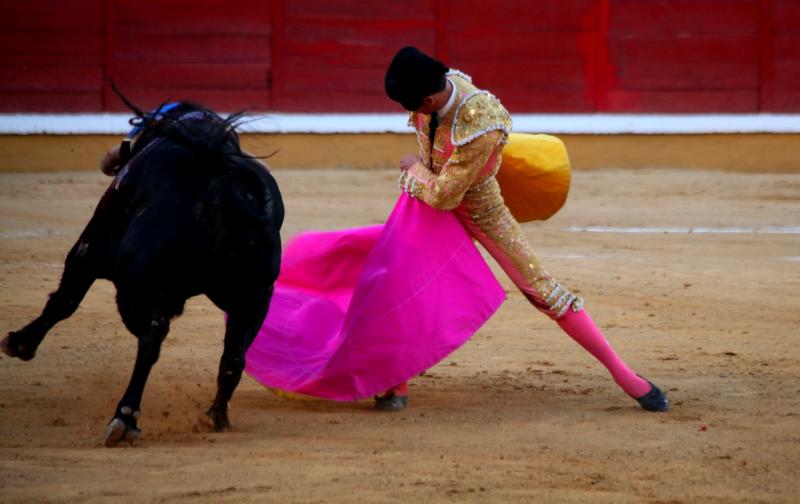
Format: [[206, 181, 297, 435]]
[[2, 333, 35, 361], [202, 409, 231, 433], [104, 417, 140, 447], [0, 334, 13, 357]]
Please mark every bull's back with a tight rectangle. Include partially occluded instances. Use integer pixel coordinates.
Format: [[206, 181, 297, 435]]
[[112, 145, 282, 299]]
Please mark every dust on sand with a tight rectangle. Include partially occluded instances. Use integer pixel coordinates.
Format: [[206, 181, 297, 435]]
[[1, 168, 798, 503]]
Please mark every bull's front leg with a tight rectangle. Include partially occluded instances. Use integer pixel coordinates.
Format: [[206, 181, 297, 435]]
[[2, 237, 98, 361]]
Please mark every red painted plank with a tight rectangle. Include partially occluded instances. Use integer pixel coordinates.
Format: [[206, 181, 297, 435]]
[[446, 31, 595, 62], [772, 0, 800, 32], [285, 0, 435, 19], [614, 62, 759, 90], [609, 35, 759, 64], [501, 90, 596, 113], [459, 62, 591, 90], [113, 63, 270, 90], [283, 30, 432, 51], [280, 65, 386, 94], [760, 0, 775, 111], [773, 61, 800, 88], [773, 34, 800, 60], [444, 0, 600, 30], [434, 0, 448, 61], [281, 60, 589, 99], [0, 32, 103, 66], [0, 0, 103, 31], [283, 18, 434, 40], [0, 93, 103, 112], [280, 20, 434, 78], [268, 91, 394, 112], [605, 90, 759, 112], [594, 0, 612, 112], [770, 90, 800, 110], [104, 89, 271, 112], [283, 42, 405, 68], [115, 0, 271, 35], [610, 0, 760, 35], [103, 0, 116, 111], [0, 66, 103, 93], [268, 0, 285, 110], [114, 35, 271, 64]]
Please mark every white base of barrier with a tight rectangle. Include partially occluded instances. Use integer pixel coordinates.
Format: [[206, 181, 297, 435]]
[[1, 113, 799, 135]]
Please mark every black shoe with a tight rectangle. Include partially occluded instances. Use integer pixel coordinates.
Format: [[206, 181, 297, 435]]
[[634, 380, 669, 412], [374, 392, 408, 412]]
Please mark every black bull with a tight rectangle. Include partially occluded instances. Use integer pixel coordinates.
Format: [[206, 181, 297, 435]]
[[2, 104, 284, 446]]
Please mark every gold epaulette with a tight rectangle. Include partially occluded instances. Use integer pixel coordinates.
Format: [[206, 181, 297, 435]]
[[452, 91, 512, 146]]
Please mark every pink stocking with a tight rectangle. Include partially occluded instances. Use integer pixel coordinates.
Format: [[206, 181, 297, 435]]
[[556, 309, 651, 398]]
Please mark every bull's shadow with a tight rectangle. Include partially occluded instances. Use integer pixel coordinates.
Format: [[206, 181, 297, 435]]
[[2, 93, 284, 446]]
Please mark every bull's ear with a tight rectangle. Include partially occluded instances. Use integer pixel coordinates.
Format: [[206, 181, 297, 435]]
[[109, 80, 144, 118]]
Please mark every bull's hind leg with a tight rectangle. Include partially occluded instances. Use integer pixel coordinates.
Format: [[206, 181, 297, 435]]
[[105, 301, 171, 447], [204, 287, 272, 432], [2, 236, 99, 361]]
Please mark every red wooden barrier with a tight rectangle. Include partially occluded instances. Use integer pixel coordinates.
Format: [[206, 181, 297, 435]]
[[0, 0, 104, 112], [0, 0, 797, 113], [605, 0, 761, 112], [274, 0, 435, 111], [771, 0, 800, 109]]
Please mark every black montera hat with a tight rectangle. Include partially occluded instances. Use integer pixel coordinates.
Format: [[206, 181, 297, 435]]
[[385, 46, 449, 111]]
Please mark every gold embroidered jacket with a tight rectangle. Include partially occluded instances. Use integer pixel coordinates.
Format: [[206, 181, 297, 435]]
[[399, 71, 513, 210]]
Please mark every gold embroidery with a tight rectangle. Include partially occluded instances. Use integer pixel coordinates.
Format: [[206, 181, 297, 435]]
[[402, 69, 579, 319], [452, 92, 512, 147], [406, 131, 502, 211], [460, 179, 582, 319]]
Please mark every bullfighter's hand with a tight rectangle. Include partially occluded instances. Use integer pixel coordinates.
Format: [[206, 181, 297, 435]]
[[100, 145, 122, 176], [399, 154, 420, 172]]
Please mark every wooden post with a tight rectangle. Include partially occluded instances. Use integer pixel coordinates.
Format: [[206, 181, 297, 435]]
[[593, 0, 612, 112], [102, 0, 116, 111], [434, 0, 448, 62], [270, 0, 286, 111], [759, 0, 774, 112]]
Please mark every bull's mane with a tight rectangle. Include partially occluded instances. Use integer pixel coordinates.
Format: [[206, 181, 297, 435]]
[[133, 103, 245, 161], [110, 82, 266, 167]]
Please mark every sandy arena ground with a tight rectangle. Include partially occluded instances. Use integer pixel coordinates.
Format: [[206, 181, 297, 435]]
[[1, 167, 798, 503]]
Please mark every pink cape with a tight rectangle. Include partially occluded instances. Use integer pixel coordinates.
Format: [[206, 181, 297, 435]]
[[243, 193, 505, 401]]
